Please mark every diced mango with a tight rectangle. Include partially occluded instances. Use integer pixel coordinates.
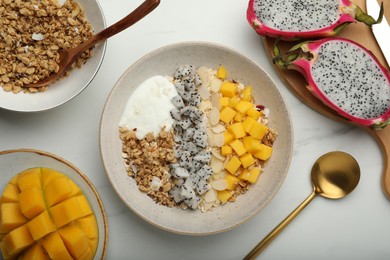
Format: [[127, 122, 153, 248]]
[[234, 112, 243, 122], [227, 122, 246, 139], [58, 225, 89, 259], [242, 116, 257, 133], [220, 81, 237, 97], [228, 96, 240, 108], [216, 65, 227, 79], [221, 145, 232, 156], [49, 197, 83, 228], [247, 107, 261, 120], [1, 183, 20, 203], [0, 203, 27, 234], [242, 136, 262, 154], [238, 167, 261, 183], [224, 156, 242, 175], [241, 85, 253, 101], [219, 97, 229, 108], [217, 190, 233, 204], [3, 225, 34, 256], [223, 131, 234, 145], [254, 144, 273, 161], [27, 211, 56, 241], [44, 176, 72, 207], [220, 106, 237, 124], [17, 168, 41, 191], [248, 121, 268, 140], [229, 139, 247, 156], [234, 100, 253, 114], [18, 187, 46, 219], [225, 174, 240, 190], [240, 153, 255, 168], [41, 232, 72, 260], [20, 243, 49, 260]]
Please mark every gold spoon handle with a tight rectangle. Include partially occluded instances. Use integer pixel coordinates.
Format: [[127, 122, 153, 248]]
[[244, 191, 317, 260]]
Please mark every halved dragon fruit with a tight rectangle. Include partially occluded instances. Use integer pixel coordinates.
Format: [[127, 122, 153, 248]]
[[247, 0, 383, 40], [274, 37, 390, 128]]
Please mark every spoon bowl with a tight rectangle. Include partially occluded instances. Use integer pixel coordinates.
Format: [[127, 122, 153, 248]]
[[28, 0, 160, 88], [245, 151, 360, 259]]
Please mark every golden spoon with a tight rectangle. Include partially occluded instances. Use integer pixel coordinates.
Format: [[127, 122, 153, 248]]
[[28, 0, 160, 88], [244, 151, 360, 260]]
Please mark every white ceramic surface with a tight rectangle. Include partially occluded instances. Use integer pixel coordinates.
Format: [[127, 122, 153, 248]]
[[0, 0, 107, 112], [0, 149, 108, 259], [100, 42, 293, 235]]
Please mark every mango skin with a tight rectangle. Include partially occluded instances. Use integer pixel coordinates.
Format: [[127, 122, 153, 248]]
[[0, 168, 98, 260]]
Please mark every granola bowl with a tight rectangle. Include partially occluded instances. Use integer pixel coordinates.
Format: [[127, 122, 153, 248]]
[[0, 0, 106, 112], [0, 148, 108, 258], [100, 41, 293, 235]]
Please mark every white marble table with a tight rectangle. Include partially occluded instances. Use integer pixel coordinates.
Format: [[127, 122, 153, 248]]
[[1, 0, 390, 259]]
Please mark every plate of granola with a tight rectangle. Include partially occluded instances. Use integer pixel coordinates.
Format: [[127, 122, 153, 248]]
[[100, 41, 293, 235], [0, 0, 106, 112]]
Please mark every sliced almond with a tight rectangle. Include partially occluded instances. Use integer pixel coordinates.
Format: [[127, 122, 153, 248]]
[[207, 129, 216, 147], [210, 156, 224, 173], [204, 189, 217, 203], [212, 170, 227, 180], [197, 66, 211, 87], [211, 92, 220, 109], [211, 124, 225, 134], [214, 132, 224, 147], [210, 77, 222, 92], [211, 148, 225, 161], [211, 179, 228, 191], [209, 107, 220, 126], [198, 85, 211, 100], [199, 100, 212, 112]]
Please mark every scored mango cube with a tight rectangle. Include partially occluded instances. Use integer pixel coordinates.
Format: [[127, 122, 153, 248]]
[[75, 195, 93, 218], [220, 81, 237, 97], [224, 156, 242, 175], [59, 225, 89, 259], [21, 243, 48, 260], [17, 168, 41, 191], [3, 224, 34, 256], [238, 167, 261, 183], [49, 197, 83, 228], [42, 232, 72, 260], [227, 122, 246, 139], [1, 183, 20, 203], [248, 121, 268, 140], [27, 210, 56, 241], [18, 187, 46, 219], [254, 144, 273, 161], [0, 203, 27, 234], [44, 176, 72, 207], [220, 106, 237, 124], [229, 139, 247, 156]]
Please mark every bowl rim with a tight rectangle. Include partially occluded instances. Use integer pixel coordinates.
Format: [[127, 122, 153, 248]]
[[100, 40, 294, 235], [0, 148, 109, 258]]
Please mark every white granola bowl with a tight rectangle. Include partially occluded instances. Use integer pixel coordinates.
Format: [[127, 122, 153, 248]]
[[0, 0, 106, 112], [100, 41, 293, 235], [0, 148, 108, 258]]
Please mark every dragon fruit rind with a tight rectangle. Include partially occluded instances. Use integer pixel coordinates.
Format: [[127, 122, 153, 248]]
[[275, 38, 390, 129], [247, 0, 383, 41]]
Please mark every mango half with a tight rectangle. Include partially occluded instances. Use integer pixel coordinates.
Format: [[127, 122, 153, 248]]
[[0, 167, 98, 260]]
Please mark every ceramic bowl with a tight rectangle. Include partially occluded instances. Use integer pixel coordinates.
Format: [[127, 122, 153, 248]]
[[0, 0, 106, 112], [0, 148, 108, 258], [100, 41, 293, 235]]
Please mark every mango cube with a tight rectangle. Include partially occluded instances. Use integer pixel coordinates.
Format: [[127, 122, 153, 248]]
[[248, 121, 268, 140], [0, 203, 27, 234], [242, 116, 257, 133], [21, 244, 49, 260], [229, 139, 247, 156], [217, 190, 233, 204], [216, 65, 227, 79], [221, 145, 233, 156], [17, 168, 41, 191], [44, 176, 72, 207], [240, 153, 255, 168], [225, 174, 240, 190], [1, 183, 20, 203], [254, 144, 273, 161], [227, 122, 246, 139], [27, 211, 56, 241], [41, 168, 63, 187], [3, 225, 34, 256], [241, 85, 253, 101], [234, 112, 243, 122], [19, 187, 46, 219], [219, 97, 229, 108], [220, 106, 236, 124], [220, 81, 237, 97], [228, 96, 240, 108], [238, 167, 261, 183], [242, 136, 262, 154], [59, 225, 89, 259], [224, 156, 242, 175], [42, 232, 72, 260], [234, 100, 253, 114], [50, 197, 83, 228], [247, 107, 261, 119], [223, 131, 234, 145]]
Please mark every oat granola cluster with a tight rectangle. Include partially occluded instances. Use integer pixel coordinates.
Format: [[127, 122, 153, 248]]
[[0, 0, 94, 93], [119, 128, 177, 207]]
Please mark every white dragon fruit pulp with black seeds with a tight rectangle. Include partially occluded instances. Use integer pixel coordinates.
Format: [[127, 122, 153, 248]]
[[311, 41, 390, 119], [253, 0, 340, 31]]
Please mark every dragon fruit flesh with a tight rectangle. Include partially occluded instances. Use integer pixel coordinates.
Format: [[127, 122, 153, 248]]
[[274, 37, 390, 128], [247, 0, 383, 40]]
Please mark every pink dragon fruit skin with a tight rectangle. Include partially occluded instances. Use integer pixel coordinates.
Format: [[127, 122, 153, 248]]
[[285, 38, 390, 128], [247, 0, 381, 41]]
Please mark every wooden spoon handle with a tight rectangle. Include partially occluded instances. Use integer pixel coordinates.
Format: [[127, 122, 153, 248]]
[[75, 0, 160, 54]]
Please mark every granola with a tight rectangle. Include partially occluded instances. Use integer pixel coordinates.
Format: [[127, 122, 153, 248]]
[[0, 0, 94, 93]]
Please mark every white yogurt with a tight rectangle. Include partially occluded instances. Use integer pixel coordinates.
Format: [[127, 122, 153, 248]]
[[119, 75, 178, 139]]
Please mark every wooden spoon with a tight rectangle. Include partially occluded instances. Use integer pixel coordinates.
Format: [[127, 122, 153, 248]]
[[262, 0, 390, 199], [28, 0, 160, 88]]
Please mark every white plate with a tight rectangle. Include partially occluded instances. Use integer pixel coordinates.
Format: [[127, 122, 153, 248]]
[[100, 41, 293, 235], [0, 148, 108, 258], [0, 0, 106, 112]]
